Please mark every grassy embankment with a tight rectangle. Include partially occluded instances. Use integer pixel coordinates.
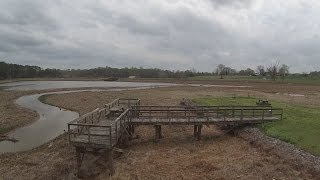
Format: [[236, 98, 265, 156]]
[[2, 75, 320, 85], [193, 97, 320, 156], [189, 75, 320, 85]]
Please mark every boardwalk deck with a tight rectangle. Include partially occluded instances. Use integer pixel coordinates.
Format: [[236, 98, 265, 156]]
[[129, 117, 278, 125], [67, 98, 283, 176]]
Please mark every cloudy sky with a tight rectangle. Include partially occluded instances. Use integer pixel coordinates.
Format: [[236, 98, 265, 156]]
[[0, 0, 320, 73]]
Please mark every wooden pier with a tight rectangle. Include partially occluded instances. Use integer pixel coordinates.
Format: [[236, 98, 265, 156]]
[[67, 98, 283, 176]]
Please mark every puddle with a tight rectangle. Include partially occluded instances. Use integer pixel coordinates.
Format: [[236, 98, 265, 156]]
[[288, 94, 305, 97], [281, 93, 305, 97], [188, 84, 251, 88]]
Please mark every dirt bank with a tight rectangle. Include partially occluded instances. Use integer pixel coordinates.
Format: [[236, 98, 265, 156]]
[[237, 127, 320, 176]]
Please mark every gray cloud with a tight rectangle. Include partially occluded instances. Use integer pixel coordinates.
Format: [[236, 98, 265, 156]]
[[0, 0, 320, 72]]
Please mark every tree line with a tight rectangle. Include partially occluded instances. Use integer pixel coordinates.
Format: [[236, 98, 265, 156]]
[[215, 62, 290, 80], [0, 61, 318, 80], [0, 61, 61, 79], [62, 66, 212, 78], [0, 61, 212, 80]]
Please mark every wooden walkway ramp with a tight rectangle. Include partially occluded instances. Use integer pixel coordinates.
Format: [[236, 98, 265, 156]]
[[67, 98, 283, 176]]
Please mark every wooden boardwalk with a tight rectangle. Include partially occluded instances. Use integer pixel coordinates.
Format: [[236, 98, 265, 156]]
[[67, 98, 283, 176]]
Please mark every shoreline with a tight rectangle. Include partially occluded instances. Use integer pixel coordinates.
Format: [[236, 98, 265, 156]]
[[1, 77, 319, 86]]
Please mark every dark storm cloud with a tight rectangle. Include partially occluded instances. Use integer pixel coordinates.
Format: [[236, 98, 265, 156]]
[[0, 0, 320, 72]]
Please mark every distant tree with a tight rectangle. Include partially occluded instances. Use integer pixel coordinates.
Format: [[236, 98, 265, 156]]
[[238, 68, 255, 76], [279, 64, 289, 80], [256, 65, 266, 76], [215, 64, 226, 79], [267, 61, 280, 80], [224, 67, 237, 76]]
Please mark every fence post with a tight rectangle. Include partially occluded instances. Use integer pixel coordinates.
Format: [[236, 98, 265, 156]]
[[88, 127, 91, 143], [115, 121, 118, 143], [109, 126, 112, 146], [240, 109, 243, 121], [68, 124, 71, 142]]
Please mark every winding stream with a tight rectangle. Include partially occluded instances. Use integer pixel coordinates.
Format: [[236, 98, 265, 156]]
[[0, 81, 175, 153], [0, 92, 79, 153]]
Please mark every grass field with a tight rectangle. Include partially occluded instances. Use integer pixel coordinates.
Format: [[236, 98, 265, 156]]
[[188, 75, 320, 84], [193, 97, 320, 155]]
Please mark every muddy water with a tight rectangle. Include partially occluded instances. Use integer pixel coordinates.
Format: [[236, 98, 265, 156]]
[[0, 86, 173, 153], [0, 92, 79, 153], [0, 81, 173, 91]]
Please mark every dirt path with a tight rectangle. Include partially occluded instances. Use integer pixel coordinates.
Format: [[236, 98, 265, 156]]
[[1, 84, 319, 179]]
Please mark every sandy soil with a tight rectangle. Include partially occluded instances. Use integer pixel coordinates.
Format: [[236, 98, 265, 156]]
[[1, 83, 320, 179]]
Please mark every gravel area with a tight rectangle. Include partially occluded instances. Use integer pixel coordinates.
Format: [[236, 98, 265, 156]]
[[237, 127, 320, 177]]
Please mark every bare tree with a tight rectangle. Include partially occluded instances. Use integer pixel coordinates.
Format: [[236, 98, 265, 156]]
[[267, 61, 280, 80], [256, 65, 265, 76], [215, 64, 226, 79], [279, 64, 289, 80]]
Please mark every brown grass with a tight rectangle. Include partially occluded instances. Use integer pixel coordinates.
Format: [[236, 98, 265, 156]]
[[1, 84, 320, 179], [0, 91, 38, 134]]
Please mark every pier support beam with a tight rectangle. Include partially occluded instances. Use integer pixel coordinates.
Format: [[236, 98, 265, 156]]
[[129, 125, 135, 136], [193, 125, 202, 140], [154, 125, 163, 140], [75, 147, 85, 177], [105, 149, 114, 176]]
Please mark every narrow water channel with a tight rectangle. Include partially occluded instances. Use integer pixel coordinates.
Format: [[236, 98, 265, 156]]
[[0, 92, 78, 153], [0, 86, 170, 153]]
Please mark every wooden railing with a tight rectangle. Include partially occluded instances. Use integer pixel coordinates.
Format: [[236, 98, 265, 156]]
[[105, 98, 140, 110], [68, 98, 140, 147], [68, 101, 282, 148], [129, 105, 283, 122], [111, 109, 130, 146]]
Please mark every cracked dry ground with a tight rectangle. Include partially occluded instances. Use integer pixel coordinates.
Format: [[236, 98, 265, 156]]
[[1, 85, 320, 179]]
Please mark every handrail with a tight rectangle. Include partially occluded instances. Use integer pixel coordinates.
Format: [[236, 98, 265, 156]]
[[132, 105, 273, 108], [68, 108, 100, 124], [129, 108, 282, 112], [68, 123, 111, 128]]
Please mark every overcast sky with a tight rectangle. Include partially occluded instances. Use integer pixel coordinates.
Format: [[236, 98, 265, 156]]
[[1, 0, 320, 73]]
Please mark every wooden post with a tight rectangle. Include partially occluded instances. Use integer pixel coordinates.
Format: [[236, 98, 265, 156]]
[[76, 147, 82, 177], [197, 125, 202, 140], [159, 125, 163, 139], [128, 125, 135, 137], [154, 125, 162, 140], [106, 149, 114, 175], [194, 125, 197, 137]]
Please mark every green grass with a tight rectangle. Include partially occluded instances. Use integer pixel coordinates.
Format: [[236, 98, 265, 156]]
[[0, 127, 9, 134], [193, 97, 320, 155], [188, 75, 320, 85]]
